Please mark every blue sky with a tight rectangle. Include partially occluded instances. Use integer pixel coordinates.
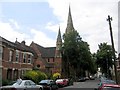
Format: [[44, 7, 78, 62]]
[[0, 0, 119, 53], [1, 2, 58, 39]]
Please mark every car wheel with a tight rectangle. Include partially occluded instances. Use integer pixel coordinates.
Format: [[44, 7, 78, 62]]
[[39, 87, 42, 90]]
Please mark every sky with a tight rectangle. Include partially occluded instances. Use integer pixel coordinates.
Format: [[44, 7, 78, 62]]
[[0, 0, 119, 54]]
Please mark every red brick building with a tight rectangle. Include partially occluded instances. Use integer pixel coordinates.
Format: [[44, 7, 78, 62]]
[[0, 37, 36, 81], [30, 27, 62, 75]]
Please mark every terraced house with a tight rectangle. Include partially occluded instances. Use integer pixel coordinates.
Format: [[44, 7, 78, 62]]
[[0, 37, 36, 81]]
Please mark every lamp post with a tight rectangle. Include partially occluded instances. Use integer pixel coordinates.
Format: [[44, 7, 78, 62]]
[[107, 15, 118, 84]]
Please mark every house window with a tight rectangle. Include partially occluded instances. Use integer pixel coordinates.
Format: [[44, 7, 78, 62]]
[[0, 46, 3, 59], [48, 58, 50, 62], [119, 60, 120, 67], [28, 54, 32, 63], [53, 58, 54, 62], [16, 50, 19, 62], [21, 70, 25, 76], [7, 69, 12, 80], [23, 53, 26, 63], [9, 50, 13, 62]]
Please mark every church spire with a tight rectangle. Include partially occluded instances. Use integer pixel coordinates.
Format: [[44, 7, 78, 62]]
[[56, 27, 62, 46], [65, 5, 75, 34], [56, 26, 62, 57]]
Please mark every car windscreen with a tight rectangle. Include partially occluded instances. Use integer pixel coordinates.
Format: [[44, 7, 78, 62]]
[[40, 80, 48, 83]]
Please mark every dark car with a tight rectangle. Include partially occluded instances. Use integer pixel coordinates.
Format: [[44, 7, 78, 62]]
[[78, 77, 86, 82], [89, 75, 95, 80], [39, 80, 58, 90], [99, 76, 108, 82]]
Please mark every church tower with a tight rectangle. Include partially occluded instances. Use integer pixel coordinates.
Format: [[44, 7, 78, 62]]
[[54, 27, 62, 74], [55, 27, 62, 57], [65, 5, 75, 34]]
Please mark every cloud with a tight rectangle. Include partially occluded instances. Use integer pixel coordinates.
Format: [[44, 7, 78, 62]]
[[30, 28, 56, 47], [45, 21, 59, 32], [9, 19, 20, 29], [47, 0, 119, 53], [0, 19, 56, 47], [0, 0, 47, 2], [0, 21, 30, 43]]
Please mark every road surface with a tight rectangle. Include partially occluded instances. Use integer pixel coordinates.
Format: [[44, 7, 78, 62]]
[[59, 78, 100, 90]]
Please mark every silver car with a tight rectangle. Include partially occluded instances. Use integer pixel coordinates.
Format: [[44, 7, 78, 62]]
[[1, 80, 43, 90]]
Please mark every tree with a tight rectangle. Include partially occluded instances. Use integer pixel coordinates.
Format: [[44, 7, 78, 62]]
[[96, 42, 114, 78], [62, 30, 96, 79], [62, 30, 82, 78], [89, 53, 97, 74]]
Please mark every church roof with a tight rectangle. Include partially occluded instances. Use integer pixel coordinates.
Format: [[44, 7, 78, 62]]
[[33, 42, 56, 58]]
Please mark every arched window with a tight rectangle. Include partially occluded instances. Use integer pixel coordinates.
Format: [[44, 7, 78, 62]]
[[37, 64, 40, 68]]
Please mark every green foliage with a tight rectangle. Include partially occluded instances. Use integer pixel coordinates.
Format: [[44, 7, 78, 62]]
[[23, 70, 47, 84], [53, 72, 61, 80], [2, 79, 9, 86], [62, 30, 96, 78], [96, 42, 114, 77], [2, 79, 14, 86]]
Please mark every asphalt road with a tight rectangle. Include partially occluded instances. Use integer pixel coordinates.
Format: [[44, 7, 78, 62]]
[[59, 78, 100, 90]]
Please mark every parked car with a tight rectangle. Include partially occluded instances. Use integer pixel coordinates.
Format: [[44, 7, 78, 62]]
[[1, 79, 43, 90], [98, 79, 116, 87], [55, 79, 68, 87], [99, 76, 108, 82], [85, 77, 89, 80], [98, 84, 120, 90], [77, 77, 86, 82], [89, 75, 95, 80], [39, 80, 58, 90]]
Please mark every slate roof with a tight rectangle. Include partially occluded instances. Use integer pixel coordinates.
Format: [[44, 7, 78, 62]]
[[34, 43, 56, 58], [0, 36, 37, 57]]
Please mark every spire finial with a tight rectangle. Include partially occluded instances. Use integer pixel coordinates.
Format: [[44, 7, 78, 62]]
[[16, 38, 17, 41], [57, 26, 62, 42], [65, 4, 74, 34]]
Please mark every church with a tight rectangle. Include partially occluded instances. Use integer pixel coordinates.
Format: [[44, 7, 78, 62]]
[[30, 5, 75, 76]]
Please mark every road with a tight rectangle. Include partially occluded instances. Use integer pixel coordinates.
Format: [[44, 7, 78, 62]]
[[59, 78, 100, 90]]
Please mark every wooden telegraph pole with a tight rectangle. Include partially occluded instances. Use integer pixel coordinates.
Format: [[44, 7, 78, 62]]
[[107, 15, 118, 84]]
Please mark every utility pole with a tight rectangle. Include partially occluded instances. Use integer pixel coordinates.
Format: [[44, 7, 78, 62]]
[[107, 15, 118, 84]]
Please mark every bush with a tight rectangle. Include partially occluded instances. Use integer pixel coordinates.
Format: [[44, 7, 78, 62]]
[[36, 71, 47, 82], [2, 79, 14, 86], [23, 70, 47, 84], [53, 72, 61, 80], [2, 79, 9, 86]]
